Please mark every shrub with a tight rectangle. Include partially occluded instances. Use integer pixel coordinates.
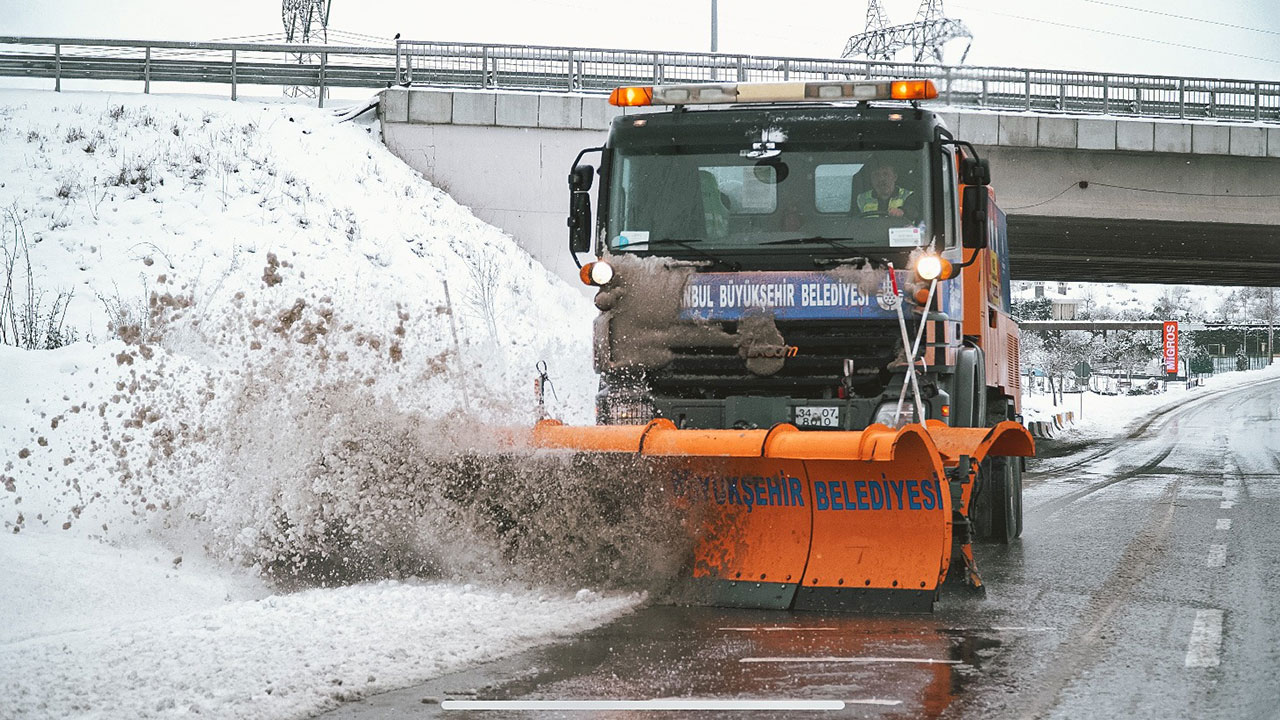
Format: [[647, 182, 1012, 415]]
[[1, 208, 79, 349]]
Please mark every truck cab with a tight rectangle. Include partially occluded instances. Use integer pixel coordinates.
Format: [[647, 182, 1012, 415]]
[[568, 80, 1020, 438]]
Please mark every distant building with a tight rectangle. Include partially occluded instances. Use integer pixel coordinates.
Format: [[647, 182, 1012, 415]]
[[1051, 297, 1080, 320], [1028, 282, 1079, 319]]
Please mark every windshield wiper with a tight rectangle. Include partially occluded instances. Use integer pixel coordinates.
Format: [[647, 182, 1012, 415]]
[[619, 239, 741, 271], [814, 255, 889, 269], [761, 236, 862, 253]]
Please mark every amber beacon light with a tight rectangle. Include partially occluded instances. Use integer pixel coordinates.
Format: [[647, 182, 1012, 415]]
[[609, 86, 654, 107], [891, 80, 939, 100]]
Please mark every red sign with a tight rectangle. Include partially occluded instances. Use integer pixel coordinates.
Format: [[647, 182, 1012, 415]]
[[1163, 321, 1179, 374]]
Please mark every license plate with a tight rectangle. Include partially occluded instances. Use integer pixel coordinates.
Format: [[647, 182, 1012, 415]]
[[795, 406, 840, 428]]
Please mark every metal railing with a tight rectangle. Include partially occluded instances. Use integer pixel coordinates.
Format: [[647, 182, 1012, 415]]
[[395, 40, 1280, 124], [0, 36, 398, 107], [2, 36, 1278, 123]]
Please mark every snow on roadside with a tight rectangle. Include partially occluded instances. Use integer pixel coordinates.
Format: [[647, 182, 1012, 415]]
[[0, 89, 657, 719], [1024, 362, 1280, 448], [2, 572, 638, 719]]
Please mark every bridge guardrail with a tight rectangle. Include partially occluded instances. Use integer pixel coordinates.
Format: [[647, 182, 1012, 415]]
[[0, 36, 398, 106], [395, 40, 1280, 124], [1, 36, 1277, 123]]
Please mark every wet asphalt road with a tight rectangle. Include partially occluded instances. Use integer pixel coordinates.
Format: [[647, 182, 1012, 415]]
[[323, 376, 1280, 720]]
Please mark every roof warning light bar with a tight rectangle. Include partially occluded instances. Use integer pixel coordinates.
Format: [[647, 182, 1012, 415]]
[[608, 79, 938, 107]]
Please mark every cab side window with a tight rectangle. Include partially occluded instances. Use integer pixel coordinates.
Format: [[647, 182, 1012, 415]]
[[941, 149, 958, 248]]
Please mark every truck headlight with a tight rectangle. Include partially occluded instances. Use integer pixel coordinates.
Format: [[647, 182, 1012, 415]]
[[580, 260, 614, 286], [914, 253, 951, 281], [873, 402, 918, 428]]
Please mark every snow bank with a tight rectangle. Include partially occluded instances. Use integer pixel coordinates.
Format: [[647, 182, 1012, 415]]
[[0, 90, 661, 718], [0, 89, 686, 581]]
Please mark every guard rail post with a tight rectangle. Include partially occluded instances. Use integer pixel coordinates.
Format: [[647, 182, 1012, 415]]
[[54, 42, 61, 92], [144, 46, 151, 94], [1024, 70, 1031, 111], [319, 51, 327, 108], [231, 49, 237, 101]]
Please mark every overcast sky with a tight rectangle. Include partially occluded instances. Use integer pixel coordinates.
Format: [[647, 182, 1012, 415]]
[[2, 0, 1277, 80]]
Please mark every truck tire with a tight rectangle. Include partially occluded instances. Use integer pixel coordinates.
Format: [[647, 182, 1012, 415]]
[[987, 456, 1020, 544], [955, 346, 1003, 541], [952, 347, 987, 428], [1013, 458, 1024, 538]]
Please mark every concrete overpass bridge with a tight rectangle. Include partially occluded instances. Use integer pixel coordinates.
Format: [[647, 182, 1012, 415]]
[[378, 41, 1280, 288]]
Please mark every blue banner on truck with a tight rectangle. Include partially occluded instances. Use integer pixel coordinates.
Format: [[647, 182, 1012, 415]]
[[679, 270, 944, 321]]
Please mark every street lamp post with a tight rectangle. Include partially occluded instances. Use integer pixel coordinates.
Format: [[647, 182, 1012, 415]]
[[711, 0, 719, 52]]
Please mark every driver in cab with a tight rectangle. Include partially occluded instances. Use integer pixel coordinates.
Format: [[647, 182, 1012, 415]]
[[855, 163, 921, 222]]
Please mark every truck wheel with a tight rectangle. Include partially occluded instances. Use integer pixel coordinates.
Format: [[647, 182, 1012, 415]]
[[952, 347, 987, 428], [988, 457, 1019, 544], [1012, 458, 1024, 539]]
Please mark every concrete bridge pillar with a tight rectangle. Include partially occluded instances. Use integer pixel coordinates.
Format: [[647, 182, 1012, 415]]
[[380, 87, 623, 287]]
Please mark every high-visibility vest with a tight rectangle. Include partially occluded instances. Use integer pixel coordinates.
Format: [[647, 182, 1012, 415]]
[[856, 187, 911, 213]]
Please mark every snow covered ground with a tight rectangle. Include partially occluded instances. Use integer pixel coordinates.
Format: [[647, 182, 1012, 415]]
[[3, 86, 1271, 719], [0, 90, 655, 718]]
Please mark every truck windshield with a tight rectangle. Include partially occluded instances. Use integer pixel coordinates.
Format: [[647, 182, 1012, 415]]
[[606, 146, 933, 254]]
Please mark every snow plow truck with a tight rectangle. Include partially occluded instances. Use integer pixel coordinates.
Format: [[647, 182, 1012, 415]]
[[532, 78, 1033, 612]]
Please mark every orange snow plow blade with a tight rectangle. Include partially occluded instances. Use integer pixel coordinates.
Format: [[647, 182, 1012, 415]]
[[531, 419, 963, 612]]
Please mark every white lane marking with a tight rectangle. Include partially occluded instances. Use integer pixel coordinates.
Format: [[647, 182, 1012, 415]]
[[1206, 544, 1227, 568], [721, 625, 1056, 634], [719, 627, 839, 632], [1224, 476, 1241, 488], [741, 656, 962, 665], [1185, 609, 1225, 668], [1220, 500, 1235, 510], [1216, 519, 1232, 531], [440, 699, 857, 710], [1222, 488, 1238, 501]]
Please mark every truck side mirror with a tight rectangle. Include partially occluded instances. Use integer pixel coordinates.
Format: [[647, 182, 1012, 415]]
[[568, 164, 594, 254], [961, 157, 990, 186], [962, 185, 989, 249]]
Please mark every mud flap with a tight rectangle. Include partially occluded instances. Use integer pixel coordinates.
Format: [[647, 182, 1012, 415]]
[[532, 421, 956, 613]]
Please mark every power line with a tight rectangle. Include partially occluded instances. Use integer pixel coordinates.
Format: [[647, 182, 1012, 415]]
[[1079, 0, 1280, 37], [1089, 181, 1280, 199], [1005, 181, 1280, 211], [951, 4, 1280, 65]]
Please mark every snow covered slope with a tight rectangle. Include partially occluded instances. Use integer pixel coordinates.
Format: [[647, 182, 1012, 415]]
[[0, 90, 655, 718]]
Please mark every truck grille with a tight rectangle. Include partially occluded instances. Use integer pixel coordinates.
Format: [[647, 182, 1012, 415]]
[[650, 320, 902, 399]]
